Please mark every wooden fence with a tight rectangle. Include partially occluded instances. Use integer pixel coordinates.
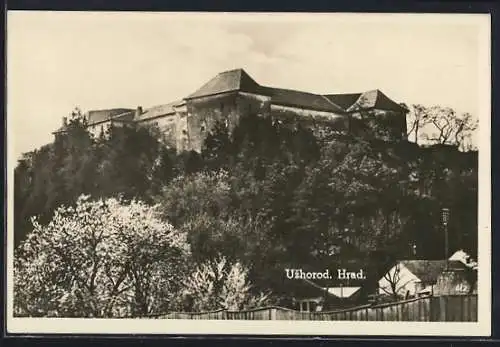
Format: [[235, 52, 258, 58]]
[[151, 295, 477, 321]]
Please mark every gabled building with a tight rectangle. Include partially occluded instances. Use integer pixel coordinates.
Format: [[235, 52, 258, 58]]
[[54, 68, 409, 152], [378, 259, 468, 298]]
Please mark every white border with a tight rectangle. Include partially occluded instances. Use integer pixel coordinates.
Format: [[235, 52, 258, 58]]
[[6, 12, 492, 336]]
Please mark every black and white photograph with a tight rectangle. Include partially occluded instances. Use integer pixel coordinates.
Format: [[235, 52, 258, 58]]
[[6, 11, 491, 336]]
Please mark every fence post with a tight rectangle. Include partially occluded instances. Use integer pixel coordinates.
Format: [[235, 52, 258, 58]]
[[441, 296, 448, 321], [429, 296, 434, 321]]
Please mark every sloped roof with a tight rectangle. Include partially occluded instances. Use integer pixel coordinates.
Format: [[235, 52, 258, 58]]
[[185, 68, 345, 113], [261, 86, 345, 113], [112, 111, 136, 123], [449, 250, 478, 270], [322, 93, 362, 111], [186, 68, 261, 99], [400, 260, 465, 284], [347, 89, 407, 113], [135, 100, 181, 122], [449, 250, 470, 263], [86, 108, 134, 125], [326, 286, 361, 298], [296, 279, 361, 299], [52, 109, 134, 134]]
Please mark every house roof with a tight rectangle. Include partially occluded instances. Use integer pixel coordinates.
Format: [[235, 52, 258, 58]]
[[449, 250, 478, 270], [135, 100, 181, 122], [347, 89, 407, 113], [449, 250, 469, 262], [400, 260, 466, 284], [298, 279, 362, 299], [186, 68, 261, 99], [86, 108, 135, 125], [325, 286, 362, 298], [322, 93, 362, 111]]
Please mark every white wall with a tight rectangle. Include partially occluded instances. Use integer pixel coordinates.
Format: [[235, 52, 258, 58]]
[[88, 121, 112, 137], [378, 263, 422, 297], [270, 104, 344, 121]]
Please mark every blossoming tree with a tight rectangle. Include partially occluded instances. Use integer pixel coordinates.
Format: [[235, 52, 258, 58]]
[[182, 256, 270, 312], [14, 194, 191, 318]]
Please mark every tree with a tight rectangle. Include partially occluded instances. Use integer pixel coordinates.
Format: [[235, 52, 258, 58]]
[[156, 170, 233, 227], [419, 106, 478, 151], [181, 257, 271, 311], [14, 195, 191, 318], [406, 104, 432, 145], [378, 263, 420, 300], [202, 119, 232, 170], [13, 110, 175, 246], [94, 124, 166, 201]]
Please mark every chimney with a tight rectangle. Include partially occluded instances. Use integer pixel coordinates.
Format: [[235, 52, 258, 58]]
[[63, 117, 68, 126], [135, 106, 143, 118]]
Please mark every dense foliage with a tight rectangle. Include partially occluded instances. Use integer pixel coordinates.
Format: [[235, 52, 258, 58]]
[[14, 110, 478, 314], [15, 195, 190, 317]]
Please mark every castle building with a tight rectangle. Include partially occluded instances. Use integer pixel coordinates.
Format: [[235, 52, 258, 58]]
[[53, 68, 409, 152]]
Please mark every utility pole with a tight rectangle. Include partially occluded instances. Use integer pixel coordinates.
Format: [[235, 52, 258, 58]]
[[441, 208, 450, 270]]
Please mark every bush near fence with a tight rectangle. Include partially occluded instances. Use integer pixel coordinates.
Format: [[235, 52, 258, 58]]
[[148, 295, 477, 321]]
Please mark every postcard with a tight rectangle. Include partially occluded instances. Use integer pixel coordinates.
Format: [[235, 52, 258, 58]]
[[6, 11, 491, 336]]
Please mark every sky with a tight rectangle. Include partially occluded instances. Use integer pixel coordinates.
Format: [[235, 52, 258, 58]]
[[8, 12, 490, 159]]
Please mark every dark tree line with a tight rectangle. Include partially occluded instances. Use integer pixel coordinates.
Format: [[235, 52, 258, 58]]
[[14, 111, 478, 299]]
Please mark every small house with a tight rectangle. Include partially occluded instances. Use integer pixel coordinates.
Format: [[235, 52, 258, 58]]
[[449, 249, 478, 270], [378, 260, 467, 298]]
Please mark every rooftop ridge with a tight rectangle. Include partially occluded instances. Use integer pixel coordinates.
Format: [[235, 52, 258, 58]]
[[319, 94, 344, 111]]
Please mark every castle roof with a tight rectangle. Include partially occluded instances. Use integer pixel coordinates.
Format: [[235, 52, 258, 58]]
[[261, 86, 345, 113], [112, 111, 136, 123], [186, 68, 345, 113], [322, 93, 362, 111], [135, 100, 182, 122], [86, 108, 135, 125], [347, 89, 407, 113], [53, 108, 134, 134], [54, 69, 409, 135], [185, 68, 261, 99]]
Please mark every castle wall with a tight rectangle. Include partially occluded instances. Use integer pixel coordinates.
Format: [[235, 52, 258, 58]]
[[137, 114, 177, 149], [176, 105, 189, 152], [270, 104, 346, 126], [131, 93, 405, 154], [184, 92, 271, 153], [87, 121, 112, 138], [181, 93, 355, 152]]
